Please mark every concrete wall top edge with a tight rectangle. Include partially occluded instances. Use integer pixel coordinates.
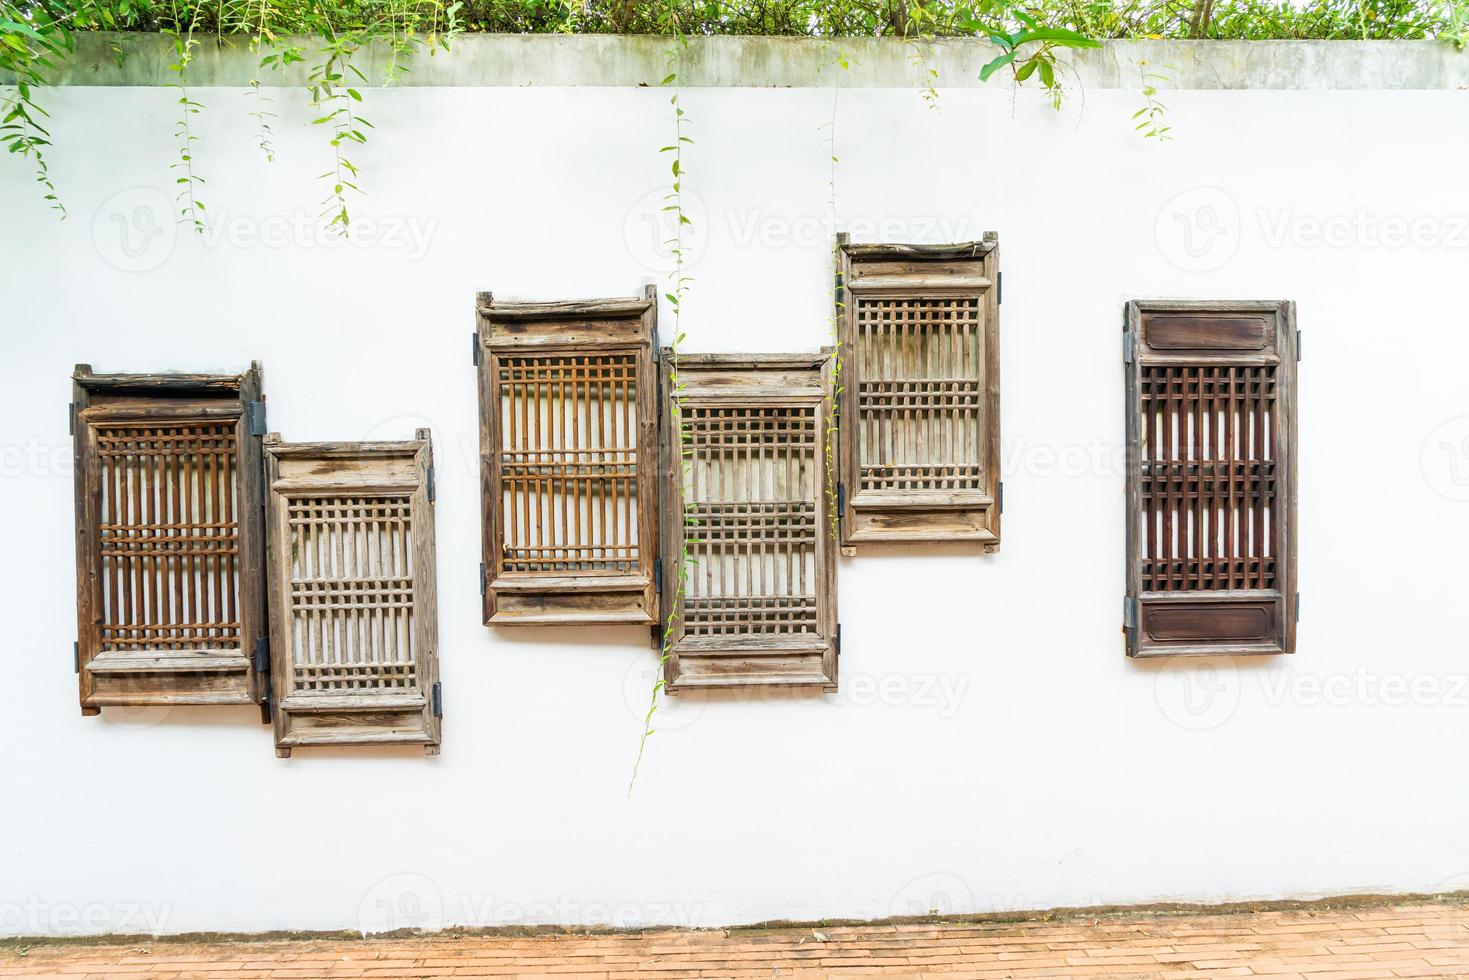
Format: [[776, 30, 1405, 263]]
[[12, 33, 1469, 89]]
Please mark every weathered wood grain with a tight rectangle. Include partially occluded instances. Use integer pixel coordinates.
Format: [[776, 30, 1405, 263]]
[[1123, 300, 1298, 657], [838, 232, 1002, 550], [476, 287, 660, 627], [70, 364, 268, 714], [660, 349, 839, 693], [263, 432, 442, 756]]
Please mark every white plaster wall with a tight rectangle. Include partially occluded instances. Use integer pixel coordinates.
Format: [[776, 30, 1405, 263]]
[[2, 75, 1469, 936]]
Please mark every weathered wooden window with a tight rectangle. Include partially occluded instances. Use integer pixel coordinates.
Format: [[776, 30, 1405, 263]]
[[263, 432, 441, 756], [476, 289, 659, 626], [837, 235, 1001, 550], [660, 352, 839, 691], [71, 365, 268, 716], [1124, 301, 1299, 657]]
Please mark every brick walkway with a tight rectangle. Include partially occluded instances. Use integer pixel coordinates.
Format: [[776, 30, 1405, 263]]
[[2, 901, 1467, 979]]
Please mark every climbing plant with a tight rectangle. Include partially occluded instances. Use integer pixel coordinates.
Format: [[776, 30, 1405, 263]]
[[3, 0, 1463, 221], [629, 9, 694, 797]]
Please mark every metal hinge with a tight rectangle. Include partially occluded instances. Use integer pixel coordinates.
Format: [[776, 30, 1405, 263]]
[[68, 403, 76, 437], [472, 331, 480, 367], [1294, 592, 1301, 622], [654, 556, 663, 596], [834, 269, 845, 308], [479, 562, 486, 596], [432, 681, 443, 718], [1123, 332, 1135, 364], [1296, 330, 1303, 362], [254, 637, 270, 674], [836, 482, 846, 519], [427, 466, 436, 503], [997, 271, 1003, 305], [247, 401, 268, 436], [73, 641, 80, 674], [998, 481, 1004, 515], [834, 623, 842, 657], [1123, 595, 1138, 629]]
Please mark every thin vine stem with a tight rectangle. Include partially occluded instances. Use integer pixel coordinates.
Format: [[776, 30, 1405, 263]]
[[629, 13, 694, 798], [822, 43, 847, 542]]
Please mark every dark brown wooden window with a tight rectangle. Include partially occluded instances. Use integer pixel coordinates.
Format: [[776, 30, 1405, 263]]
[[1124, 301, 1299, 657], [837, 234, 1001, 550], [476, 289, 659, 626], [71, 364, 268, 716], [263, 432, 441, 756], [660, 352, 839, 692]]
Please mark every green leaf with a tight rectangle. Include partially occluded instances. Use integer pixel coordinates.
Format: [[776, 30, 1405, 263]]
[[1015, 59, 1037, 81], [980, 50, 1018, 81], [1015, 27, 1102, 47], [0, 20, 48, 43]]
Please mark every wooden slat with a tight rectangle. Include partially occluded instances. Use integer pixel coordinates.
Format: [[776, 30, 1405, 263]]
[[478, 288, 659, 626], [662, 350, 839, 691], [71, 364, 268, 713], [838, 233, 1001, 548], [1125, 301, 1297, 657], [264, 432, 441, 756]]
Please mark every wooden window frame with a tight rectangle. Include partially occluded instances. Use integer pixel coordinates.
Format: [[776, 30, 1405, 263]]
[[1123, 300, 1299, 657], [71, 364, 268, 717], [475, 288, 659, 627], [659, 350, 840, 693], [837, 234, 1001, 550], [263, 431, 441, 756]]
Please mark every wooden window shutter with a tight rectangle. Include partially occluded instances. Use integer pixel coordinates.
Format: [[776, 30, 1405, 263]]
[[1124, 301, 1299, 657], [838, 234, 1001, 549], [263, 431, 441, 756], [660, 351, 839, 691], [71, 364, 268, 716], [476, 288, 659, 626]]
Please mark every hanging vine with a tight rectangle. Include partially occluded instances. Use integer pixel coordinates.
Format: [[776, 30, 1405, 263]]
[[164, 1, 206, 233], [1133, 57, 1173, 140], [822, 42, 847, 542], [629, 10, 694, 797], [5, 0, 1463, 220], [0, 5, 67, 217]]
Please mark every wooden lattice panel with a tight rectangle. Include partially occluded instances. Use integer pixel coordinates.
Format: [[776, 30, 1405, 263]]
[[1124, 301, 1298, 657], [838, 235, 1001, 549], [660, 352, 839, 691], [477, 290, 658, 626], [264, 432, 441, 756], [71, 365, 267, 715]]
